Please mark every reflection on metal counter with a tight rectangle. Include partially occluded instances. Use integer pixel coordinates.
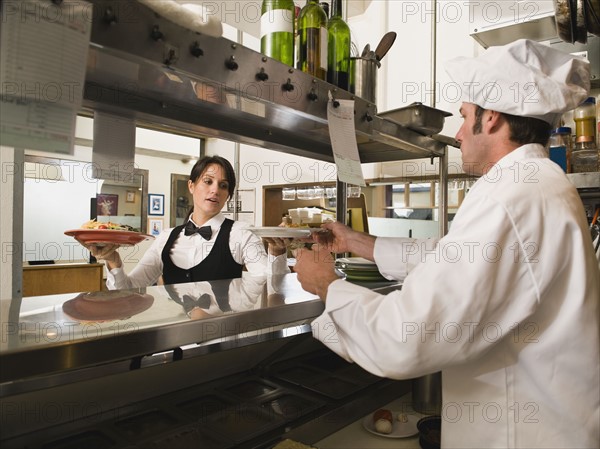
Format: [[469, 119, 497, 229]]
[[1, 274, 409, 449]]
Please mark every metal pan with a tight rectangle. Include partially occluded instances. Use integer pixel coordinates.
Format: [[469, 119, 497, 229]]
[[379, 103, 452, 136]]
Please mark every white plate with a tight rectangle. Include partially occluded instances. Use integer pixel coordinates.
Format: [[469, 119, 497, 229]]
[[336, 257, 379, 271], [249, 227, 312, 239], [337, 257, 377, 265], [362, 412, 419, 439]]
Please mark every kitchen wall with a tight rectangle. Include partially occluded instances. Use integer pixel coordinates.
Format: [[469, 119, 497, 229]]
[[19, 119, 200, 270]]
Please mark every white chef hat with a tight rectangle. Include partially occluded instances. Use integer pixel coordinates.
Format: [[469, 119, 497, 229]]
[[444, 39, 590, 125]]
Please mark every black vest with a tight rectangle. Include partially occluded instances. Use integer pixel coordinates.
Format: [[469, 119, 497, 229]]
[[161, 219, 242, 285]]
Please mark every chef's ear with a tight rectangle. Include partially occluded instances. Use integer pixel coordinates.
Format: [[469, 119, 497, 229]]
[[485, 110, 504, 133]]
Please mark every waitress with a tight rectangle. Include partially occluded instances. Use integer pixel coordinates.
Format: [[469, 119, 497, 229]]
[[85, 156, 289, 289]]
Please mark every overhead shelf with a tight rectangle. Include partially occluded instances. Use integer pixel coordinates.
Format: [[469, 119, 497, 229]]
[[83, 0, 446, 164]]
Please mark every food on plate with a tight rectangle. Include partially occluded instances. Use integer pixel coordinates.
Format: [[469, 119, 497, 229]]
[[373, 408, 393, 434], [397, 413, 409, 423], [272, 439, 316, 449], [81, 219, 136, 231], [283, 223, 310, 228]]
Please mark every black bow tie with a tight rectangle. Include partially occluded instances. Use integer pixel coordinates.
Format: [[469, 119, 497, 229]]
[[184, 221, 212, 240]]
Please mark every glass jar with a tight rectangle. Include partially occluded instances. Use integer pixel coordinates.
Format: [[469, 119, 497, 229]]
[[548, 126, 572, 173], [282, 187, 296, 200], [571, 135, 599, 173], [574, 97, 596, 141], [347, 186, 361, 197]]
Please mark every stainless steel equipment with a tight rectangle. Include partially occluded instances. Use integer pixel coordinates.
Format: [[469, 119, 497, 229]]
[[380, 103, 453, 136], [348, 32, 396, 106], [349, 56, 379, 105], [0, 274, 407, 448], [80, 0, 446, 164], [0, 1, 454, 446], [412, 372, 442, 415]]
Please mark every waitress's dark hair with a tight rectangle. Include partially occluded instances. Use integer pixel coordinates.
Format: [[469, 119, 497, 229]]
[[189, 156, 236, 199]]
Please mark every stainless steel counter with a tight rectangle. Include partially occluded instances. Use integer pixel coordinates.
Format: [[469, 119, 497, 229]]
[[1, 274, 406, 448], [1, 273, 323, 385]]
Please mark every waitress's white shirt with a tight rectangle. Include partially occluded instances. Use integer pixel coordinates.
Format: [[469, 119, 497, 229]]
[[107, 214, 289, 289], [312, 144, 600, 448]]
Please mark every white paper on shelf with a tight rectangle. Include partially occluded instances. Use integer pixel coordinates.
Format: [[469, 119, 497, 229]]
[[327, 92, 366, 187], [0, 0, 92, 154]]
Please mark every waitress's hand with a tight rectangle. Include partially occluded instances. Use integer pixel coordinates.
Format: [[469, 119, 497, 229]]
[[78, 241, 123, 269], [263, 237, 292, 256], [294, 245, 340, 301]]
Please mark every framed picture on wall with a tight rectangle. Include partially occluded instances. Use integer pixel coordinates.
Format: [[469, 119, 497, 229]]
[[149, 218, 163, 236], [96, 193, 119, 216], [148, 193, 164, 216], [126, 190, 136, 203]]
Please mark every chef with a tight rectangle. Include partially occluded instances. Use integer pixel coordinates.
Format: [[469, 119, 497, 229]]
[[294, 39, 599, 448]]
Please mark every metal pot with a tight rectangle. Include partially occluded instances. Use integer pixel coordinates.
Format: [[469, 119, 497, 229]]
[[412, 372, 442, 415], [349, 56, 379, 105]]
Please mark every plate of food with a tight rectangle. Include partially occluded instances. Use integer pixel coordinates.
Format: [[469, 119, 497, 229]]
[[248, 227, 312, 239], [65, 220, 155, 246], [362, 409, 419, 439]]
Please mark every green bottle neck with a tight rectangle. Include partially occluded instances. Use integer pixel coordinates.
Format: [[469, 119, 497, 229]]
[[331, 0, 343, 17]]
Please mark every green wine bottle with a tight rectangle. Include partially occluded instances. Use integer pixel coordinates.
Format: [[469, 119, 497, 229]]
[[327, 0, 350, 90], [260, 0, 295, 66], [297, 0, 328, 80]]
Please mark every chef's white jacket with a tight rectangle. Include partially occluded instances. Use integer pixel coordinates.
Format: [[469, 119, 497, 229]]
[[312, 144, 600, 448]]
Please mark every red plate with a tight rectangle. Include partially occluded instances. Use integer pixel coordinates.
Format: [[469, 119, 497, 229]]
[[64, 229, 155, 246]]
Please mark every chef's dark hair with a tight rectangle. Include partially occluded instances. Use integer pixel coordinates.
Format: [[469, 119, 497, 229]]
[[189, 156, 236, 199], [473, 105, 551, 146]]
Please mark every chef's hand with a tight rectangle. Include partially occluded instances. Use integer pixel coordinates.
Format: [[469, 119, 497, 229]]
[[311, 221, 376, 261], [294, 245, 340, 301], [78, 241, 122, 269]]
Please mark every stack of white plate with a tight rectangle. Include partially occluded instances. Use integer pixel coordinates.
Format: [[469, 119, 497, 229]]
[[335, 257, 387, 282]]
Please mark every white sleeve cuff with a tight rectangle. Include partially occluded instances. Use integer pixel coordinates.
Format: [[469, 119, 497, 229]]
[[267, 253, 291, 274], [106, 266, 126, 290]]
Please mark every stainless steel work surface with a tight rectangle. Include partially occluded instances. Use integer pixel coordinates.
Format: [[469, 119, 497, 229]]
[[0, 273, 322, 383]]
